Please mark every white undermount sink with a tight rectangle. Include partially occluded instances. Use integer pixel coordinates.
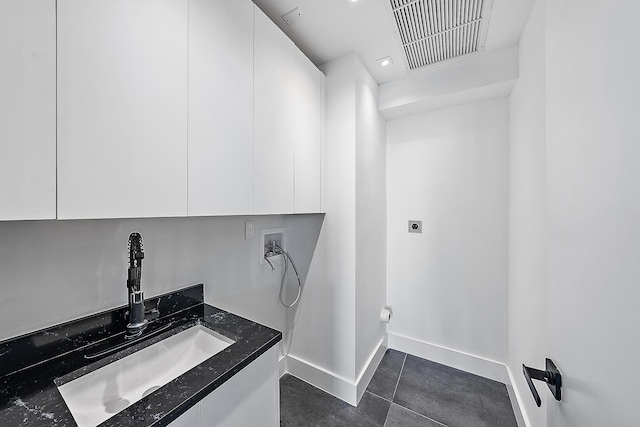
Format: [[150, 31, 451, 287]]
[[57, 324, 234, 427]]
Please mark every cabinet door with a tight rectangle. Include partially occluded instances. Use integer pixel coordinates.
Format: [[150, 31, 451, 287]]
[[57, 0, 188, 219], [200, 346, 279, 426], [253, 7, 296, 215], [294, 55, 323, 214], [188, 0, 254, 216], [0, 0, 56, 220]]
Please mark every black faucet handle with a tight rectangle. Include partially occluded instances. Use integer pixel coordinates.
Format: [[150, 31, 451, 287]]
[[127, 267, 140, 289]]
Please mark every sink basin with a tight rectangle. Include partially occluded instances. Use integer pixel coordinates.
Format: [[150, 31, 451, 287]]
[[57, 324, 234, 427]]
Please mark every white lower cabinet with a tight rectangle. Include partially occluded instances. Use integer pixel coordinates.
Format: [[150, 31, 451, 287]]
[[169, 401, 200, 427], [169, 346, 279, 427]]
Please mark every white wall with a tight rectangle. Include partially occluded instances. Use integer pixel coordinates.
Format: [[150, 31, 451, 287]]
[[378, 46, 518, 120], [355, 57, 387, 381], [289, 55, 358, 384], [0, 215, 323, 356], [508, 0, 548, 425], [386, 98, 509, 380], [544, 1, 640, 425], [287, 54, 386, 405]]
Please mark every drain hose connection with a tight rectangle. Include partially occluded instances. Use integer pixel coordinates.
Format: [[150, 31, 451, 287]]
[[265, 242, 302, 308]]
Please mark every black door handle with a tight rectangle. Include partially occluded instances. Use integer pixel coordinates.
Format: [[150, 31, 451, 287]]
[[522, 358, 562, 407]]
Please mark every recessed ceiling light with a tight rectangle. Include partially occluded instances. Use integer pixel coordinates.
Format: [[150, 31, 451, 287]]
[[376, 56, 393, 67]]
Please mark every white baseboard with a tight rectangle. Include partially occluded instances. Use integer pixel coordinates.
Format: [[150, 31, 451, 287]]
[[506, 365, 531, 427], [388, 332, 532, 426], [284, 333, 530, 427], [278, 355, 287, 378], [387, 332, 509, 384], [355, 339, 387, 403], [285, 338, 386, 407], [286, 354, 359, 405]]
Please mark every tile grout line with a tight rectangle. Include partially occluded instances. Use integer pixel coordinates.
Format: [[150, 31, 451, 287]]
[[391, 353, 407, 401], [382, 353, 403, 427], [365, 390, 393, 403], [364, 387, 395, 424], [385, 353, 450, 427], [379, 352, 408, 427], [365, 390, 391, 403], [399, 404, 449, 427]]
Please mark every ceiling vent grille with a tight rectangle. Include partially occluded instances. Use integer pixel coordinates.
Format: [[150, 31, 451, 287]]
[[389, 0, 493, 70]]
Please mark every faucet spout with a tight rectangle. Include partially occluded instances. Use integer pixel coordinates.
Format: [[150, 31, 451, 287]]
[[126, 232, 148, 338]]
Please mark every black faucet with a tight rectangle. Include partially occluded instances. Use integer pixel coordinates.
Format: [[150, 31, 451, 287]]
[[126, 232, 148, 338]]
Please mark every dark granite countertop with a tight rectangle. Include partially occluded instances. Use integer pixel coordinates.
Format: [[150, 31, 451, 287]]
[[0, 284, 282, 426]]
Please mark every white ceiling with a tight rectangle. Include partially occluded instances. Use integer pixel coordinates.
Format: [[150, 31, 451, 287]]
[[251, 0, 535, 84]]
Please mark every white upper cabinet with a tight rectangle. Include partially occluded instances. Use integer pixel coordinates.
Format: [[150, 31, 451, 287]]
[[253, 7, 297, 215], [0, 0, 56, 220], [253, 7, 324, 215], [294, 54, 324, 214], [188, 0, 254, 216], [57, 0, 188, 219]]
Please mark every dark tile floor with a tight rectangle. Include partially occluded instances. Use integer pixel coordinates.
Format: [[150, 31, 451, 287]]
[[280, 349, 518, 427]]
